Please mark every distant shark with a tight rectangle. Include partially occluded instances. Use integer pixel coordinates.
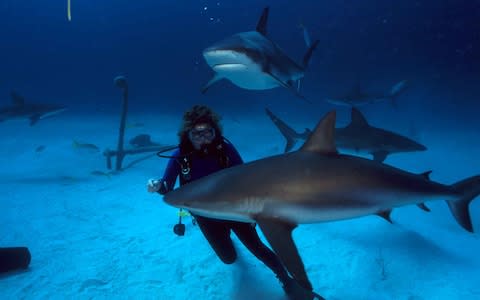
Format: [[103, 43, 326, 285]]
[[265, 107, 426, 163], [164, 110, 480, 298], [266, 107, 430, 214], [0, 91, 67, 126], [202, 6, 319, 99], [326, 80, 407, 107]]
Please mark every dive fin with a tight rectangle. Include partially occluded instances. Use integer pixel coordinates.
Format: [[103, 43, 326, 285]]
[[255, 217, 313, 291]]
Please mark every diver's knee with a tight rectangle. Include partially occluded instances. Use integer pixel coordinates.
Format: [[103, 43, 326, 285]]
[[218, 252, 236, 264]]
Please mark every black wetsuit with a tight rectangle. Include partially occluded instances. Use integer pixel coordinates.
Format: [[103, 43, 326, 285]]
[[160, 139, 291, 282]]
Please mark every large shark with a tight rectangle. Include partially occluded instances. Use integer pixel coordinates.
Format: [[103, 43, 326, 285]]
[[326, 80, 407, 107], [202, 6, 319, 99], [265, 107, 426, 163], [163, 111, 480, 298], [0, 91, 67, 126]]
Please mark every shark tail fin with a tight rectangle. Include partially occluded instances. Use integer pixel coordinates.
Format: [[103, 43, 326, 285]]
[[302, 40, 320, 69], [388, 80, 407, 108], [265, 108, 310, 152], [447, 175, 480, 232]]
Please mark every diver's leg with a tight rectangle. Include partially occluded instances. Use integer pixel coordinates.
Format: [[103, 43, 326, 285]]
[[231, 222, 289, 279], [231, 222, 324, 300], [194, 216, 237, 264]]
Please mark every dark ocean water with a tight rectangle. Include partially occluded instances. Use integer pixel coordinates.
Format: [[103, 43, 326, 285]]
[[1, 1, 478, 122]]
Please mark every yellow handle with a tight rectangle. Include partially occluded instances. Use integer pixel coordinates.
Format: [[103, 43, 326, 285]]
[[177, 210, 191, 218]]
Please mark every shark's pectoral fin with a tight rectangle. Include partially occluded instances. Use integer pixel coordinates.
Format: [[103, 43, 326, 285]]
[[372, 151, 389, 162], [376, 209, 393, 223], [201, 73, 224, 94], [255, 217, 313, 291], [29, 114, 40, 126], [264, 70, 310, 103]]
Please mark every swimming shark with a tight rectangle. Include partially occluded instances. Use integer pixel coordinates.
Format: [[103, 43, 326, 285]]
[[266, 107, 430, 215], [202, 6, 319, 99], [326, 80, 407, 107], [163, 110, 480, 297], [0, 91, 67, 126], [265, 107, 426, 163]]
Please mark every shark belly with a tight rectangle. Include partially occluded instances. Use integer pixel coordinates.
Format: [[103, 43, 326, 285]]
[[204, 48, 280, 90], [213, 63, 279, 90], [188, 207, 255, 223], [261, 187, 456, 224]]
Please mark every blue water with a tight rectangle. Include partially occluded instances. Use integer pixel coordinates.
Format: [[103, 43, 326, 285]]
[[1, 1, 479, 299]]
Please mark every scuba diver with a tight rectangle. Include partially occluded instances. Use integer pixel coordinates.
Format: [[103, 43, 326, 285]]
[[147, 104, 322, 300]]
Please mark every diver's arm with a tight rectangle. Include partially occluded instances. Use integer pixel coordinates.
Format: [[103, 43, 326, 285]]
[[157, 149, 181, 194], [147, 149, 180, 194]]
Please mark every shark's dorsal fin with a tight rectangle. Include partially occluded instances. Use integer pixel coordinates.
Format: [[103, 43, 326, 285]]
[[300, 111, 337, 154], [256, 7, 269, 36], [372, 151, 388, 163], [10, 91, 25, 106], [349, 108, 369, 127], [419, 170, 432, 180], [376, 209, 393, 223]]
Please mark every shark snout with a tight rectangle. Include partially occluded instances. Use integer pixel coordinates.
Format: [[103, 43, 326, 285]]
[[411, 142, 427, 151], [417, 144, 427, 151], [202, 48, 241, 68]]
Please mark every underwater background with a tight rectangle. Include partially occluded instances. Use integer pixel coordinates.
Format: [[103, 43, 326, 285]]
[[1, 1, 479, 299]]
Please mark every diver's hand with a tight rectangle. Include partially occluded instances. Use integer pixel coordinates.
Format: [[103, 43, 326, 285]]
[[147, 179, 161, 193], [147, 179, 169, 194]]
